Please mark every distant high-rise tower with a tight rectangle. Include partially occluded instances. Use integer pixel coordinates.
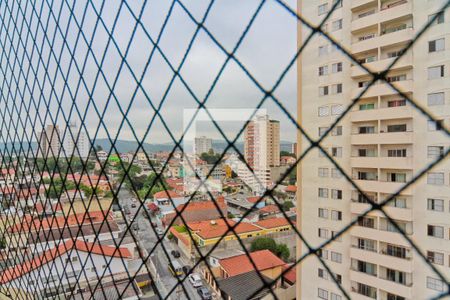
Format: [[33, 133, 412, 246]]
[[297, 1, 450, 299], [244, 115, 280, 191], [194, 136, 213, 155], [64, 122, 90, 158], [38, 125, 61, 158]]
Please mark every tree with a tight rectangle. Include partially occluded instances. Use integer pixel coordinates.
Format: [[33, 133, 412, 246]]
[[276, 243, 290, 261], [282, 201, 295, 211], [251, 237, 278, 253], [200, 149, 221, 164], [250, 237, 290, 261], [280, 150, 295, 158], [96, 145, 103, 152]]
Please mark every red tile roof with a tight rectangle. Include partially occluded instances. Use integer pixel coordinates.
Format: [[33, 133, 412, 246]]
[[0, 239, 132, 283], [255, 217, 291, 229], [285, 185, 297, 193], [8, 211, 112, 233], [153, 190, 182, 200], [175, 198, 225, 213], [219, 250, 285, 277], [187, 218, 261, 240], [247, 196, 261, 203], [259, 204, 280, 214], [282, 264, 296, 284]]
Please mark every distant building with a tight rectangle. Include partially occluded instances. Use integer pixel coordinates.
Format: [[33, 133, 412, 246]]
[[291, 142, 297, 157], [63, 122, 90, 158], [194, 136, 213, 155], [244, 115, 280, 192], [38, 125, 61, 158]]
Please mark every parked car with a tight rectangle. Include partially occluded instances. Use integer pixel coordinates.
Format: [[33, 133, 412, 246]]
[[171, 250, 181, 258], [188, 273, 203, 288], [132, 223, 139, 231], [131, 203, 137, 208], [197, 287, 212, 300]]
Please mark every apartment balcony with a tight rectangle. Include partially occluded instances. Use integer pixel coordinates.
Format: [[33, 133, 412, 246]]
[[352, 178, 413, 195], [350, 270, 412, 299], [352, 28, 413, 54], [351, 1, 412, 32], [351, 200, 413, 221], [350, 104, 413, 122], [351, 0, 377, 11], [351, 80, 413, 99], [351, 131, 413, 145], [351, 226, 411, 247], [350, 156, 413, 169], [350, 247, 413, 273], [351, 53, 413, 78]]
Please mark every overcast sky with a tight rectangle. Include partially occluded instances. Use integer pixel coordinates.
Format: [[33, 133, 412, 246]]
[[2, 0, 298, 146]]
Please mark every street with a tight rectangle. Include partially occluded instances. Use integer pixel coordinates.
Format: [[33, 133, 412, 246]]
[[118, 190, 206, 299]]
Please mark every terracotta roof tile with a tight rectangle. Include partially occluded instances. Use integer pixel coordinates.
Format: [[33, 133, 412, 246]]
[[153, 190, 182, 199], [259, 204, 280, 214], [0, 239, 132, 284], [219, 250, 285, 277], [255, 217, 291, 229], [187, 218, 261, 240]]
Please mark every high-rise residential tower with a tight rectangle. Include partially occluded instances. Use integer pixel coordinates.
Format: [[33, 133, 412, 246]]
[[194, 136, 213, 155], [244, 115, 280, 192], [298, 1, 449, 299], [63, 122, 90, 158], [38, 125, 61, 158]]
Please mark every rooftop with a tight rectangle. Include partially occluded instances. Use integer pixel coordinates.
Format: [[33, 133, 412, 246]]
[[187, 218, 261, 240], [219, 249, 285, 277], [217, 270, 273, 300], [0, 239, 132, 283], [259, 204, 280, 214], [255, 217, 292, 229], [153, 190, 182, 200]]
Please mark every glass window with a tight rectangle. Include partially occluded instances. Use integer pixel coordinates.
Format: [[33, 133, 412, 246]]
[[387, 124, 407, 132], [331, 189, 342, 200], [331, 293, 342, 300], [319, 228, 329, 238], [331, 210, 342, 220], [319, 65, 329, 76], [359, 103, 374, 110], [330, 251, 342, 263], [427, 251, 444, 265], [331, 168, 343, 178], [427, 198, 444, 212], [331, 126, 342, 136], [318, 167, 329, 177], [427, 146, 444, 158], [332, 19, 343, 31], [429, 12, 445, 25], [428, 65, 445, 79], [387, 149, 407, 157], [427, 277, 445, 291], [318, 288, 328, 299], [319, 188, 329, 198], [331, 104, 343, 115], [429, 38, 445, 52], [319, 127, 329, 137], [427, 172, 444, 185], [388, 99, 406, 107], [331, 147, 342, 157], [319, 86, 329, 96], [318, 4, 328, 15], [427, 225, 444, 238], [427, 120, 443, 131], [427, 92, 445, 106], [332, 83, 343, 94], [319, 208, 329, 219], [332, 62, 342, 73], [318, 106, 329, 116]]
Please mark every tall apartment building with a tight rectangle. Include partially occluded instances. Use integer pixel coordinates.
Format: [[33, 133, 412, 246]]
[[63, 122, 90, 158], [244, 115, 280, 192], [194, 136, 213, 155], [38, 125, 61, 158], [298, 1, 449, 299]]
